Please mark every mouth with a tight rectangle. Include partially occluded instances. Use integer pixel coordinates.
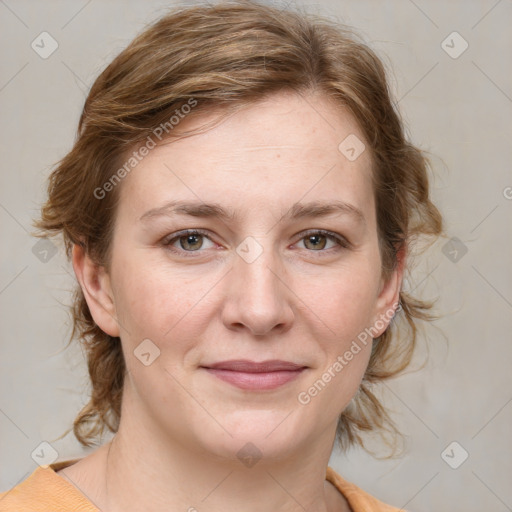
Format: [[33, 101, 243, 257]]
[[200, 360, 307, 391]]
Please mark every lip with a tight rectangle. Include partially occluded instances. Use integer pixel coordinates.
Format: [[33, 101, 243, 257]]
[[204, 360, 305, 372], [201, 359, 307, 390]]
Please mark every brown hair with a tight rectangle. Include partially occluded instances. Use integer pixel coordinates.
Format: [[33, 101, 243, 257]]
[[35, 0, 443, 453]]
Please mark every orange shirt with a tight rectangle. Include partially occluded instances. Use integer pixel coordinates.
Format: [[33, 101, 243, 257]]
[[0, 460, 404, 511]]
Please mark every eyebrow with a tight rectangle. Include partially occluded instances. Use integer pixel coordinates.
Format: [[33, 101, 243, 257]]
[[139, 199, 366, 225]]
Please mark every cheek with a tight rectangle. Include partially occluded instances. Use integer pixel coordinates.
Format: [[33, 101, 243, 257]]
[[296, 262, 379, 401], [116, 276, 169, 336], [301, 262, 381, 342], [299, 288, 374, 418], [110, 255, 215, 356]]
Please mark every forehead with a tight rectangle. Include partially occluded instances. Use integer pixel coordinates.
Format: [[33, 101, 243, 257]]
[[117, 90, 375, 224]]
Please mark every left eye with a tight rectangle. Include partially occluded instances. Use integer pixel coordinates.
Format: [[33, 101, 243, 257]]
[[297, 231, 343, 251], [162, 229, 348, 255], [163, 230, 215, 252]]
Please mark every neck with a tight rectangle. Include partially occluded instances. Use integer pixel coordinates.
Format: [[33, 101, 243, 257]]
[[92, 397, 343, 512]]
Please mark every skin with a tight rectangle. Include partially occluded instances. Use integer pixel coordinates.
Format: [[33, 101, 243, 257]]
[[59, 89, 404, 512]]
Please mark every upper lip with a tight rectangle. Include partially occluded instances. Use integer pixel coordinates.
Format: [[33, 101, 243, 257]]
[[202, 360, 306, 372]]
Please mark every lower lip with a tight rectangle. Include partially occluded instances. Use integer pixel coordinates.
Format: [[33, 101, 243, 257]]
[[203, 368, 305, 390]]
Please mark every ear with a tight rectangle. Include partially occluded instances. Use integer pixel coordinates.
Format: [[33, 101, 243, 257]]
[[71, 243, 120, 337], [370, 244, 406, 338]]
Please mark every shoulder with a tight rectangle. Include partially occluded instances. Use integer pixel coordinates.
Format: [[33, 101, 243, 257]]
[[326, 466, 406, 512], [0, 461, 98, 512]]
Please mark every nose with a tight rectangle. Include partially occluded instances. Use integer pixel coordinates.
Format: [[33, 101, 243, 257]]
[[221, 243, 294, 337]]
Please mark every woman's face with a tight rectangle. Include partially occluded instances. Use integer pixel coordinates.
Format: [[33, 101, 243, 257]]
[[84, 90, 402, 461]]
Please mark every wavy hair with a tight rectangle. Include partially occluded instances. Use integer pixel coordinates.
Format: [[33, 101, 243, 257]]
[[34, 0, 444, 453]]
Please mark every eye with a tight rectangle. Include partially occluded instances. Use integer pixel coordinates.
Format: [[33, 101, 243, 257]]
[[162, 229, 215, 255], [161, 228, 350, 257], [295, 229, 350, 253]]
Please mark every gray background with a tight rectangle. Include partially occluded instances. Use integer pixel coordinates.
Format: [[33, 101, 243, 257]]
[[1, 0, 511, 510]]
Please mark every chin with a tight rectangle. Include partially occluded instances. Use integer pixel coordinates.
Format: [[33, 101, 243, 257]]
[[190, 409, 315, 464]]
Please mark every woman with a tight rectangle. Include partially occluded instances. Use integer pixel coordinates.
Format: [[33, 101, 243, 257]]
[[0, 1, 443, 510]]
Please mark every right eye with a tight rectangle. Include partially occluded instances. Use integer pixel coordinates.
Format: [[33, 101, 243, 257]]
[[161, 229, 217, 256]]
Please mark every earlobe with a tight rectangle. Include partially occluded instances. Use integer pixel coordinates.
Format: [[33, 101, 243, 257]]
[[371, 245, 406, 337], [71, 244, 120, 337]]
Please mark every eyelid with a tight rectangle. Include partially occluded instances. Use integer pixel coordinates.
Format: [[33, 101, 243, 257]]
[[161, 228, 351, 256], [161, 228, 215, 251], [298, 229, 352, 250]]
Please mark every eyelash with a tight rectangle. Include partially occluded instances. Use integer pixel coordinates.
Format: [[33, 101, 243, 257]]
[[161, 229, 351, 257]]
